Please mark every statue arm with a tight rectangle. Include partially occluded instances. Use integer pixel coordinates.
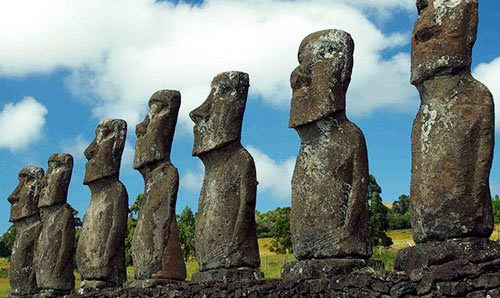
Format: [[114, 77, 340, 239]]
[[344, 133, 369, 231], [164, 167, 180, 251], [233, 155, 258, 248], [55, 208, 75, 273], [474, 104, 495, 226], [104, 184, 128, 265]]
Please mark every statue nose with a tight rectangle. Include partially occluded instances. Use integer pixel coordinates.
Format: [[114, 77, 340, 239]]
[[8, 185, 21, 204], [84, 140, 97, 160], [291, 66, 308, 90], [190, 107, 207, 123]]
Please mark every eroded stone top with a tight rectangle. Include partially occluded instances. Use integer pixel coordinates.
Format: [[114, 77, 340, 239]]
[[83, 119, 127, 184], [8, 166, 44, 222], [39, 153, 73, 208], [133, 90, 180, 170], [411, 0, 477, 85], [289, 29, 354, 128], [190, 71, 249, 156]]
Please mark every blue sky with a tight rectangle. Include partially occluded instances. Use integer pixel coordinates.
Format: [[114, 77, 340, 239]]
[[1, 0, 500, 234]]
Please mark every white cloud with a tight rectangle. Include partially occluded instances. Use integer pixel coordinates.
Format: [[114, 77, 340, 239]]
[[61, 134, 89, 160], [473, 57, 500, 130], [0, 97, 48, 151], [180, 162, 204, 193], [247, 145, 295, 201], [179, 146, 295, 201], [121, 140, 135, 166], [0, 0, 416, 130]]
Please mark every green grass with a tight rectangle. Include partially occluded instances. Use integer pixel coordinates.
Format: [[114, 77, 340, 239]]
[[387, 229, 415, 250], [370, 247, 397, 271], [0, 258, 8, 298], [491, 224, 500, 241]]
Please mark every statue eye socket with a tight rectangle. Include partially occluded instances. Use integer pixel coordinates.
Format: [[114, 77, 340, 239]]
[[414, 26, 439, 43], [417, 0, 429, 14]]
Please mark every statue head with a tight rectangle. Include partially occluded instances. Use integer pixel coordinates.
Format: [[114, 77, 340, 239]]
[[39, 154, 73, 208], [133, 90, 181, 170], [411, 0, 478, 85], [83, 119, 127, 185], [8, 166, 44, 222], [289, 29, 354, 128], [190, 71, 249, 156]]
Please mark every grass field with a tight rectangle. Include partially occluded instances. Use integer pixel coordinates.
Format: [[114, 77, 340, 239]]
[[0, 258, 8, 298], [0, 225, 499, 296]]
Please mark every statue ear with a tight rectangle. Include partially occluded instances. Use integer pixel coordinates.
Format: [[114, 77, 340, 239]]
[[417, 0, 429, 14], [111, 121, 127, 163]]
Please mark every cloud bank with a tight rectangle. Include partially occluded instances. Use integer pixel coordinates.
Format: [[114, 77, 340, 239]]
[[0, 0, 417, 130], [0, 97, 48, 151], [179, 146, 294, 201], [473, 57, 500, 130], [247, 146, 295, 201]]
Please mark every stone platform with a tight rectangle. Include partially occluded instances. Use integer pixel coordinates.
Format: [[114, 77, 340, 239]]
[[68, 269, 500, 297], [281, 258, 384, 281], [394, 238, 500, 296], [191, 267, 264, 283]]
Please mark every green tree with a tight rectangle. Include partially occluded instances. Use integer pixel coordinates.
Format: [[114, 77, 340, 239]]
[[367, 175, 393, 247], [72, 209, 82, 268], [177, 206, 196, 261], [493, 195, 500, 224], [124, 193, 144, 266], [0, 225, 16, 259], [269, 207, 292, 254], [392, 194, 410, 215], [255, 207, 292, 254], [255, 210, 273, 238], [387, 194, 412, 230]]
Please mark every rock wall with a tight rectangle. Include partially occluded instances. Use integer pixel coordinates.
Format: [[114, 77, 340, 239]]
[[69, 269, 500, 298]]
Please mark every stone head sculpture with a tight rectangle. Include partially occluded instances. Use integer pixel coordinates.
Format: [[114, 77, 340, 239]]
[[39, 154, 74, 208], [133, 90, 181, 170], [289, 29, 354, 128], [411, 0, 478, 85], [8, 166, 44, 222], [190, 71, 249, 156], [83, 119, 127, 185]]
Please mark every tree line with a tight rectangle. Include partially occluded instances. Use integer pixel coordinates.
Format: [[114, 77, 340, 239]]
[[1, 175, 500, 263]]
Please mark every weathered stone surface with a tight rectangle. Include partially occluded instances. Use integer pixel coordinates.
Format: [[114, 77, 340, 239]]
[[132, 90, 186, 281], [125, 279, 185, 289], [190, 71, 261, 282], [395, 238, 500, 296], [9, 167, 44, 223], [68, 269, 500, 297], [281, 259, 383, 281], [34, 288, 74, 298], [409, 0, 494, 243], [288, 30, 371, 262], [34, 153, 75, 293], [395, 238, 500, 272], [191, 268, 264, 284], [191, 72, 250, 156], [411, 0, 478, 85], [8, 166, 44, 297], [76, 119, 128, 287]]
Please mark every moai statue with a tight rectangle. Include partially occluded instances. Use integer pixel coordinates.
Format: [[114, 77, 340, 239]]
[[8, 166, 44, 298], [131, 90, 186, 282], [282, 30, 380, 280], [34, 154, 75, 297], [76, 119, 129, 288], [395, 0, 500, 278], [190, 71, 261, 283]]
